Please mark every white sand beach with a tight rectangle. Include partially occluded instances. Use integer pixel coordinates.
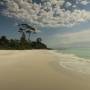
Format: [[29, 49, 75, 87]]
[[0, 50, 90, 90]]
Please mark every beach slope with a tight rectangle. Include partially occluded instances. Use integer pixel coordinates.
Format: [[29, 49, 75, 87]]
[[0, 50, 90, 90]]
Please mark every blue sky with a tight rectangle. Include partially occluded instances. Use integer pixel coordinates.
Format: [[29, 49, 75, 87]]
[[0, 15, 18, 38], [0, 0, 90, 48]]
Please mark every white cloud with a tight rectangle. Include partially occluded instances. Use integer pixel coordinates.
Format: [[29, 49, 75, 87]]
[[57, 29, 90, 44], [65, 2, 72, 7], [80, 0, 89, 5], [1, 0, 90, 27]]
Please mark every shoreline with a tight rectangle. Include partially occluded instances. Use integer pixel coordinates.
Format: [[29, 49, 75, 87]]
[[49, 50, 90, 75], [0, 50, 90, 90]]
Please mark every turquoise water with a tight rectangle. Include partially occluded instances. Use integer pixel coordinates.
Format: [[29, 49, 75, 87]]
[[57, 48, 90, 59]]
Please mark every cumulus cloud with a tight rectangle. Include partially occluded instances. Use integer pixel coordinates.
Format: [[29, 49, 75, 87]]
[[80, 0, 89, 5], [0, 0, 90, 27]]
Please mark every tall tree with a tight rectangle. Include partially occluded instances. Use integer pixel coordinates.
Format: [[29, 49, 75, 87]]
[[18, 23, 36, 42], [19, 32, 29, 49]]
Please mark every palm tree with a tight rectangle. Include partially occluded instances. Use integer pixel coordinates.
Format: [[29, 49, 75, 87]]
[[25, 25, 36, 42], [18, 24, 36, 42], [18, 24, 26, 38]]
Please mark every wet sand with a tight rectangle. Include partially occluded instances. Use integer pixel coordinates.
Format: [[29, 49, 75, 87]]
[[0, 50, 90, 90]]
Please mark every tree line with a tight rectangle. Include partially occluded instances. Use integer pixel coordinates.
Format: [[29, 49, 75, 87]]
[[0, 24, 48, 50]]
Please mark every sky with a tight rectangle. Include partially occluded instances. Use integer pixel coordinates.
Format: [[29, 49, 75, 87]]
[[0, 0, 90, 48]]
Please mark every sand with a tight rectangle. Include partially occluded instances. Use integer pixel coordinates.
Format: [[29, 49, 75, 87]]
[[0, 50, 90, 90]]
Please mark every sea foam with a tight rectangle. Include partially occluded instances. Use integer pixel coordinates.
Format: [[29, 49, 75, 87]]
[[49, 50, 90, 75]]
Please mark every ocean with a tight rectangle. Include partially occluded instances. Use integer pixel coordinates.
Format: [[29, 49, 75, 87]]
[[51, 48, 90, 75], [57, 48, 90, 59]]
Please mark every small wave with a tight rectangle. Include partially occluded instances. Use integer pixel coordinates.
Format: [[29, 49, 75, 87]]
[[49, 50, 90, 75]]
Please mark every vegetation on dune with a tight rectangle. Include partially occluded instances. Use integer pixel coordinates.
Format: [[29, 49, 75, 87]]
[[0, 23, 48, 50]]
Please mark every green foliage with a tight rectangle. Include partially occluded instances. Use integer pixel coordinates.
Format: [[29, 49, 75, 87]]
[[31, 38, 47, 49], [0, 23, 48, 50], [36, 37, 42, 43], [9, 39, 19, 49], [0, 36, 47, 50], [0, 36, 9, 49], [19, 32, 31, 49]]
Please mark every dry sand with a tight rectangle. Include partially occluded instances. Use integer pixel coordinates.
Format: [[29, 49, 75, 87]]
[[0, 50, 90, 90]]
